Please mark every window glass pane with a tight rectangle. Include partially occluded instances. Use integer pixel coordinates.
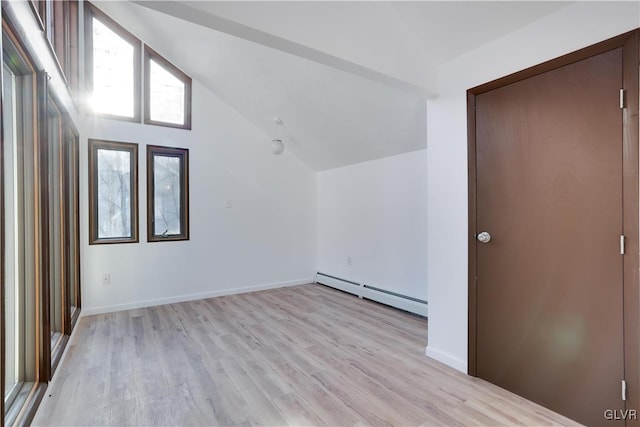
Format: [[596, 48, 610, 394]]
[[97, 149, 132, 238], [48, 102, 63, 346], [3, 64, 19, 406], [153, 155, 181, 235], [149, 59, 184, 125], [66, 131, 79, 311], [68, 1, 79, 95], [91, 17, 134, 117], [2, 65, 38, 417]]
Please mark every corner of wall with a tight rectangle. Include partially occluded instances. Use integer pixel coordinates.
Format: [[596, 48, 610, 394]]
[[425, 345, 467, 374]]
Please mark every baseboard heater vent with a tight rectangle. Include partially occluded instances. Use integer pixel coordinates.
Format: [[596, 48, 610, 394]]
[[315, 272, 428, 317]]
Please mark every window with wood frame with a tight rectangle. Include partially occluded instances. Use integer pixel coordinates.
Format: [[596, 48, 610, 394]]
[[2, 16, 82, 425], [46, 93, 65, 361], [88, 139, 139, 244], [2, 34, 42, 427], [147, 145, 189, 242], [64, 120, 81, 323], [28, 0, 80, 96], [84, 3, 141, 121], [0, 14, 80, 425], [144, 46, 192, 129], [84, 3, 192, 128]]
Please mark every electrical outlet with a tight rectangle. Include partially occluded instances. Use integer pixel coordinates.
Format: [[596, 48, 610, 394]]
[[102, 273, 111, 285], [225, 199, 232, 208], [347, 256, 353, 266]]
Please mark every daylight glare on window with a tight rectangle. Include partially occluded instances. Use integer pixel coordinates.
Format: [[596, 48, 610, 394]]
[[97, 149, 132, 238], [149, 59, 185, 125], [91, 18, 134, 117]]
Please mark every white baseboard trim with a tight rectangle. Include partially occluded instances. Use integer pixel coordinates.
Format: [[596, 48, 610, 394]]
[[425, 345, 467, 373], [315, 272, 428, 317], [362, 287, 428, 317], [81, 277, 315, 316]]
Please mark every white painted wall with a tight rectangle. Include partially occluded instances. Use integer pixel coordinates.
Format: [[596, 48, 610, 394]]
[[426, 1, 640, 372], [80, 79, 317, 314], [317, 149, 428, 301]]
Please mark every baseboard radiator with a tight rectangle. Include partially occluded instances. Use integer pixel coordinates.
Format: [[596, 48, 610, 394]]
[[315, 272, 428, 317]]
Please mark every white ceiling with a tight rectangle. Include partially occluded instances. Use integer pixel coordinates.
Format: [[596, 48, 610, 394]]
[[97, 1, 570, 171], [163, 1, 570, 92]]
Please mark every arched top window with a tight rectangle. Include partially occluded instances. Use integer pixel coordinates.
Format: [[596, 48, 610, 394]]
[[144, 46, 192, 129], [85, 3, 192, 129], [85, 3, 141, 121]]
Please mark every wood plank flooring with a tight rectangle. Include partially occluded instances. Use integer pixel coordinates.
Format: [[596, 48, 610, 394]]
[[32, 284, 579, 426]]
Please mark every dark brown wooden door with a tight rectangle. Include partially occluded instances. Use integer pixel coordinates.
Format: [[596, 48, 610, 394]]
[[475, 48, 624, 425]]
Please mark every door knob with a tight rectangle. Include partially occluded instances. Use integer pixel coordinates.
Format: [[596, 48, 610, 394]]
[[477, 231, 491, 243]]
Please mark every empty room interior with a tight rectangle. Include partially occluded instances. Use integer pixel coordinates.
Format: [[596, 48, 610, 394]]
[[2, 1, 640, 426]]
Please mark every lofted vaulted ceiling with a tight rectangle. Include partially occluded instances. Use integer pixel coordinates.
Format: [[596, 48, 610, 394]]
[[95, 1, 570, 171]]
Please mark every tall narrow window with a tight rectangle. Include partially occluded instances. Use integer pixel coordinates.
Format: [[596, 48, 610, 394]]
[[2, 14, 81, 425], [2, 27, 45, 426], [67, 1, 79, 96], [3, 62, 23, 419], [88, 139, 138, 244], [85, 4, 140, 120], [144, 46, 191, 129], [28, 1, 79, 96], [147, 146, 189, 242], [47, 96, 64, 358], [55, 1, 79, 96], [64, 120, 80, 325], [51, 1, 65, 67]]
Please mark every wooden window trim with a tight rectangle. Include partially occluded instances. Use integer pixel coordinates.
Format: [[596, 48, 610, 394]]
[[147, 145, 190, 242], [28, 1, 45, 31], [67, 1, 79, 97], [38, 1, 48, 33], [144, 45, 192, 130], [63, 116, 81, 326], [30, 1, 80, 100], [2, 12, 82, 425], [84, 2, 141, 123], [38, 71, 52, 383], [50, 1, 66, 82], [52, 1, 64, 62], [1, 28, 5, 427], [88, 139, 139, 245], [1, 15, 50, 426], [46, 91, 65, 374], [33, 0, 67, 87]]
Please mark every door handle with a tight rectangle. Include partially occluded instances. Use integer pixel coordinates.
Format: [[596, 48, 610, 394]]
[[477, 231, 491, 243]]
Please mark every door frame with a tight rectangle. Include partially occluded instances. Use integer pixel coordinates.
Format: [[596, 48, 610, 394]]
[[467, 29, 640, 418]]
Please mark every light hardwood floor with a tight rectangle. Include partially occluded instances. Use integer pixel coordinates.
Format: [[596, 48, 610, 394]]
[[32, 284, 578, 426]]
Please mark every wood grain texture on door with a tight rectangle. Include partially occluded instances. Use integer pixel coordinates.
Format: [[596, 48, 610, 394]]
[[475, 48, 624, 425]]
